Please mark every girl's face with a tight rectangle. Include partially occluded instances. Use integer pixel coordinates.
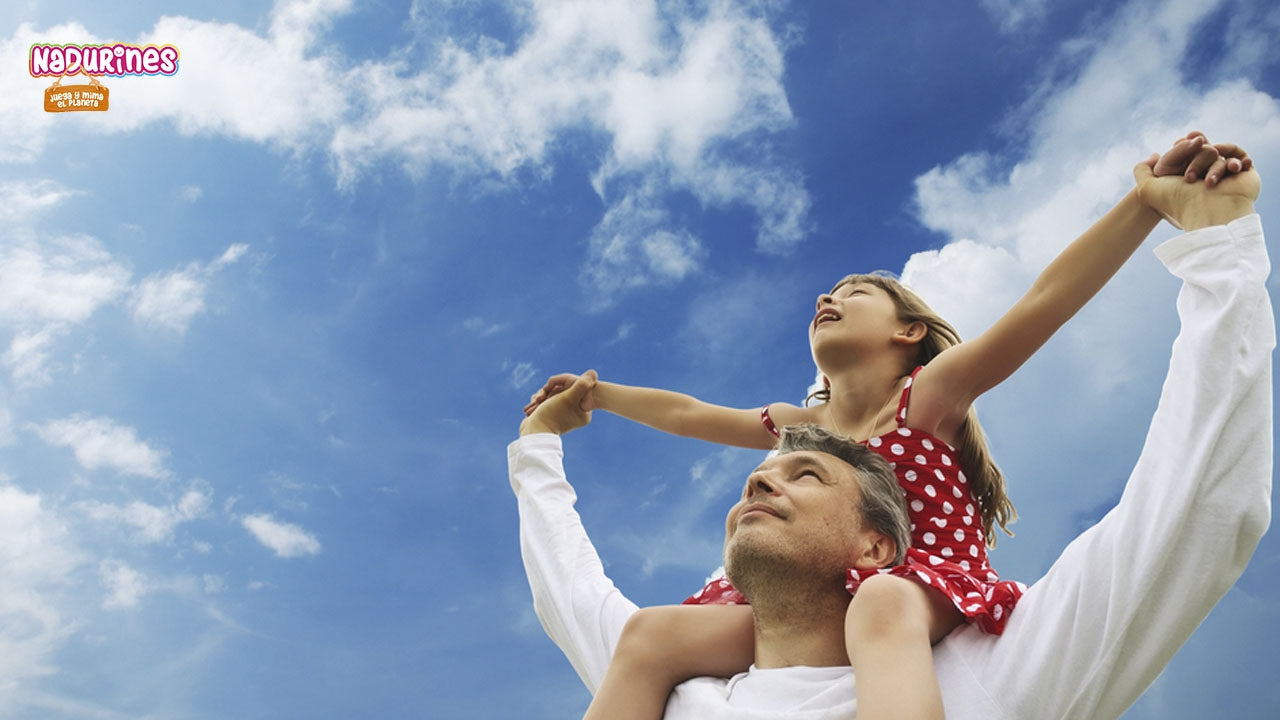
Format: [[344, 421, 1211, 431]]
[[809, 281, 905, 362]]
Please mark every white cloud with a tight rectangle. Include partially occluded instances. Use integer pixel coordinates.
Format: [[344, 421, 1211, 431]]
[[77, 488, 211, 543], [130, 243, 248, 333], [0, 485, 81, 708], [6, 1, 804, 300], [34, 414, 169, 479], [99, 559, 149, 610], [0, 233, 130, 328], [242, 513, 321, 558], [978, 0, 1050, 33], [179, 185, 203, 202], [507, 361, 537, 389]]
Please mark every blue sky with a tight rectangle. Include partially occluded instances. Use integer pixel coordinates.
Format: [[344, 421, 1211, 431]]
[[2, 1, 1278, 718]]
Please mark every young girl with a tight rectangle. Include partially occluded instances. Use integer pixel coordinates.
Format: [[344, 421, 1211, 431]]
[[525, 135, 1245, 720]]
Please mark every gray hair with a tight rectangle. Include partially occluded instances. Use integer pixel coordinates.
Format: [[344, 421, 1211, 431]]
[[777, 424, 910, 565]]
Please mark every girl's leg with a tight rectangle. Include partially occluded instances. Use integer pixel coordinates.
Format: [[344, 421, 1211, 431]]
[[583, 603, 754, 720], [844, 574, 963, 720]]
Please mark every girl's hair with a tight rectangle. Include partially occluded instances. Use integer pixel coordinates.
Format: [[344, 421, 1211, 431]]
[[807, 272, 1017, 547]]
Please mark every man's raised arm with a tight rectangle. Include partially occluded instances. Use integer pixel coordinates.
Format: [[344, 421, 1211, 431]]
[[509, 370, 638, 692], [952, 154, 1271, 719]]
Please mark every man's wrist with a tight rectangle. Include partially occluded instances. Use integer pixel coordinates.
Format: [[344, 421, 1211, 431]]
[[1179, 199, 1256, 231], [520, 416, 558, 436]]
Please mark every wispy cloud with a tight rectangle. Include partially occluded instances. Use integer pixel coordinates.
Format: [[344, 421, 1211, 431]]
[[242, 513, 321, 558], [131, 243, 248, 333], [99, 559, 150, 609], [77, 488, 211, 543], [34, 414, 169, 479]]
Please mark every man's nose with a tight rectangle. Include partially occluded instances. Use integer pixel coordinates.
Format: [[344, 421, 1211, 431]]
[[745, 471, 776, 497], [815, 293, 833, 311]]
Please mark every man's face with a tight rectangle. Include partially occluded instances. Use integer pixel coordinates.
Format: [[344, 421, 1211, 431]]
[[723, 450, 879, 582]]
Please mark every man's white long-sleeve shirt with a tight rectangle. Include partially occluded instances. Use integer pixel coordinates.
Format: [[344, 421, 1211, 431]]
[[508, 215, 1273, 719]]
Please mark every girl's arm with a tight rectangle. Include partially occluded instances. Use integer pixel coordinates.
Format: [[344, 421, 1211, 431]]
[[913, 138, 1236, 432], [526, 372, 797, 450]]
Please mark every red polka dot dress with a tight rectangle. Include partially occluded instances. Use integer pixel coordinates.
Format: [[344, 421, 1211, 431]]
[[683, 366, 1025, 635]]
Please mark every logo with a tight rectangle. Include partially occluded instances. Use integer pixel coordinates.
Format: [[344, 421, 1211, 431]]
[[30, 42, 180, 113]]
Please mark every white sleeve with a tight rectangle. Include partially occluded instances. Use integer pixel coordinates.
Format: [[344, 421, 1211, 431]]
[[508, 433, 639, 694], [958, 214, 1274, 719]]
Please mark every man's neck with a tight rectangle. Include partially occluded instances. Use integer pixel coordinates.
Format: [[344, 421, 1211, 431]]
[[748, 591, 852, 669]]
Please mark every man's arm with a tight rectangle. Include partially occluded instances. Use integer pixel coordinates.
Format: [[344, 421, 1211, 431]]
[[951, 208, 1272, 718], [509, 370, 638, 692], [509, 434, 638, 692]]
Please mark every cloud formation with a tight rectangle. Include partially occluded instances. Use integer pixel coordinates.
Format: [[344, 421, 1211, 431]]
[[5, 0, 805, 300], [242, 513, 322, 557], [131, 243, 248, 333], [34, 414, 170, 479]]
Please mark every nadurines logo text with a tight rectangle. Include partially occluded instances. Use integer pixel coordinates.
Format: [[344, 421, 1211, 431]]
[[30, 42, 180, 112]]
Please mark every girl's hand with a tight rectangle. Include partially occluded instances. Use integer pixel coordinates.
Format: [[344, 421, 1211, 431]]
[[524, 373, 597, 416], [1135, 141, 1259, 230], [1150, 131, 1252, 186]]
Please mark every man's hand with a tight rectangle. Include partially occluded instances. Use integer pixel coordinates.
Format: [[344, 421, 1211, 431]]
[[1136, 139, 1259, 231], [520, 370, 598, 436]]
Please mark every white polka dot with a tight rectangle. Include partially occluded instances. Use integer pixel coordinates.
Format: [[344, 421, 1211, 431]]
[[969, 545, 979, 557], [916, 571, 931, 584], [890, 443, 905, 456], [952, 486, 964, 499], [904, 377, 913, 388], [904, 469, 918, 482], [910, 523, 916, 532], [957, 471, 967, 484], [898, 408, 907, 419], [934, 469, 946, 481], [727, 600, 739, 605], [1016, 582, 1028, 592], [924, 484, 937, 498], [889, 462, 897, 470], [993, 605, 1003, 620], [959, 560, 971, 571], [954, 529, 965, 542], [966, 591, 981, 599], [897, 427, 912, 437], [900, 487, 907, 496], [922, 438, 934, 451], [985, 588, 993, 601], [966, 503, 975, 515], [967, 604, 982, 613], [931, 517, 947, 528], [940, 454, 952, 467], [923, 532, 936, 545], [942, 501, 954, 514], [987, 572, 999, 582], [941, 547, 954, 557], [929, 556, 944, 566], [718, 580, 730, 588], [914, 454, 927, 464], [910, 499, 924, 512], [962, 516, 973, 525], [868, 436, 882, 447]]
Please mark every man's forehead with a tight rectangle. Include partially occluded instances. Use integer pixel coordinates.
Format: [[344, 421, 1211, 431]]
[[753, 449, 855, 477]]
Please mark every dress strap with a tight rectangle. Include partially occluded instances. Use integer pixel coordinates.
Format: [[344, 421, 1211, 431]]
[[895, 366, 925, 428], [760, 405, 781, 438]]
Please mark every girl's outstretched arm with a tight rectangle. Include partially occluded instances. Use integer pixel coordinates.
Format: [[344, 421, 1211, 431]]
[[912, 135, 1238, 431], [525, 372, 791, 450]]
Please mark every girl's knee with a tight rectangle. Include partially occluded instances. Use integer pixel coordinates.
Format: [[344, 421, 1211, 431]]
[[847, 575, 961, 644]]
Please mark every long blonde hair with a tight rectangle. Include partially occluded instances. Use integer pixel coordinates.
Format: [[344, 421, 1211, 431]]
[[808, 272, 1016, 547]]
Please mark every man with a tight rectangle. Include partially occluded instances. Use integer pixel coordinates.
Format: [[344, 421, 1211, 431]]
[[509, 148, 1269, 718]]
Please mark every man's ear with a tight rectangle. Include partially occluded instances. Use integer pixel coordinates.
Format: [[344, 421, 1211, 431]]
[[850, 532, 898, 571], [892, 321, 927, 346]]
